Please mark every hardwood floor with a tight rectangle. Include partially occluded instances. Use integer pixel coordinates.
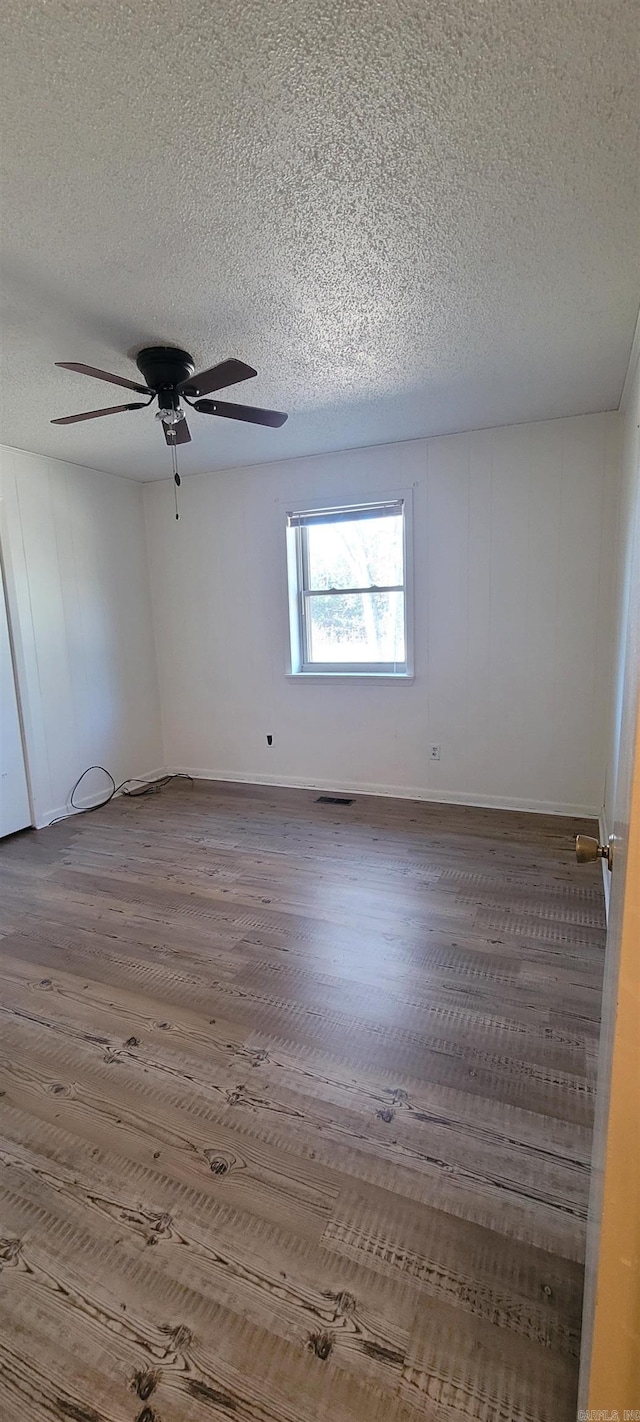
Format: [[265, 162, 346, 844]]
[[0, 781, 606, 1421]]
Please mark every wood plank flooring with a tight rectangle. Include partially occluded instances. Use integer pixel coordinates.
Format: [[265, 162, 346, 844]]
[[0, 781, 606, 1421]]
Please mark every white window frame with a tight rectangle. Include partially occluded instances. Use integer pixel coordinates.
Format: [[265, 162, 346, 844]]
[[286, 492, 414, 681]]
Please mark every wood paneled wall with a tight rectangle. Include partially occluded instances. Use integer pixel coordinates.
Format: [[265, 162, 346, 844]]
[[0, 447, 163, 826], [145, 412, 621, 816]]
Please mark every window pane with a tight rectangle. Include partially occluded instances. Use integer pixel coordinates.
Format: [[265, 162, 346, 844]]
[[306, 591, 405, 664], [306, 514, 403, 591]]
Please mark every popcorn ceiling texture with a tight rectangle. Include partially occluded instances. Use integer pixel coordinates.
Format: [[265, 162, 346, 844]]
[[1, 0, 638, 480]]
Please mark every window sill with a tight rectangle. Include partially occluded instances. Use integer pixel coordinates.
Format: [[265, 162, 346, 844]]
[[287, 671, 415, 685]]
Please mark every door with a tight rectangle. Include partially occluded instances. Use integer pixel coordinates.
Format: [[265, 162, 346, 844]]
[[580, 694, 640, 1411], [0, 563, 31, 836], [578, 387, 640, 1408]]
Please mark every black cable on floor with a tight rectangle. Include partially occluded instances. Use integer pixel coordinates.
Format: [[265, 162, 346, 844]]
[[48, 768, 193, 825], [70, 764, 116, 811]]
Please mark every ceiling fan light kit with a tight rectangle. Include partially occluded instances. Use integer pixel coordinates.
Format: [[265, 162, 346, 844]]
[[52, 346, 288, 514]]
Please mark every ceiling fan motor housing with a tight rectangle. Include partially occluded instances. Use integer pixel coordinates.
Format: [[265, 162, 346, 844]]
[[136, 346, 195, 394]]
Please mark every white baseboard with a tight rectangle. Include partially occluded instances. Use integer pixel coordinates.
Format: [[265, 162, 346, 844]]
[[38, 762, 602, 829], [38, 767, 168, 829], [167, 765, 600, 820], [598, 808, 611, 921]]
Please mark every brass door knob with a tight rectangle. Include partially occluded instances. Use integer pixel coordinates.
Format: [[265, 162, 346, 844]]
[[575, 834, 613, 870]]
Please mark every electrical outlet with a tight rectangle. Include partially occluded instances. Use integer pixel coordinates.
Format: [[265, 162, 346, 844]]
[[430, 744, 441, 761]]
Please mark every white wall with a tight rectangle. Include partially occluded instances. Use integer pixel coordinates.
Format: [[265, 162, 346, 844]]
[[0, 446, 163, 827], [144, 411, 621, 816]]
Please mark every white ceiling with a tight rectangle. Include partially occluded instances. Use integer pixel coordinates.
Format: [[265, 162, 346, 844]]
[[1, 1, 638, 481]]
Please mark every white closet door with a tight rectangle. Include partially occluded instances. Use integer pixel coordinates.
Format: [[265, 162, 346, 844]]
[[0, 571, 31, 836]]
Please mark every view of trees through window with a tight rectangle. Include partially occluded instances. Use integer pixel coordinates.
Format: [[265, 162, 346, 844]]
[[303, 511, 406, 664]]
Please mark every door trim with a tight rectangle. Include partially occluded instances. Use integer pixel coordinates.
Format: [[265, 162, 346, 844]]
[[0, 502, 35, 830]]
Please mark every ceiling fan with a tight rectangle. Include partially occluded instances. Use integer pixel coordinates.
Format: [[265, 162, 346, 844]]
[[52, 346, 288, 447]]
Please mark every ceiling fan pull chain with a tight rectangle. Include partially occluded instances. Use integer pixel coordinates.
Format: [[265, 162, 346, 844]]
[[171, 438, 181, 520]]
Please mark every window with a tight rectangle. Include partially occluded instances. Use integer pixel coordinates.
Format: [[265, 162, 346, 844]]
[[286, 498, 412, 677]]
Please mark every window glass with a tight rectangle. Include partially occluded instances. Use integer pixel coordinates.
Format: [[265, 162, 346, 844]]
[[306, 514, 404, 591], [306, 590, 405, 663]]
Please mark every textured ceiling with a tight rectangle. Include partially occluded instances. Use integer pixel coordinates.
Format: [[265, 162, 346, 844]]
[[1, 1, 638, 481]]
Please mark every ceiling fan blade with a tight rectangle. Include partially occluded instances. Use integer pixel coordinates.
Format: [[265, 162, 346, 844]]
[[164, 417, 191, 445], [56, 361, 150, 394], [51, 402, 147, 425], [194, 398, 288, 428], [180, 358, 257, 397]]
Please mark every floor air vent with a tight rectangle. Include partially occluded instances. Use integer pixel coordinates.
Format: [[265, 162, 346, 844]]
[[316, 795, 355, 805]]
